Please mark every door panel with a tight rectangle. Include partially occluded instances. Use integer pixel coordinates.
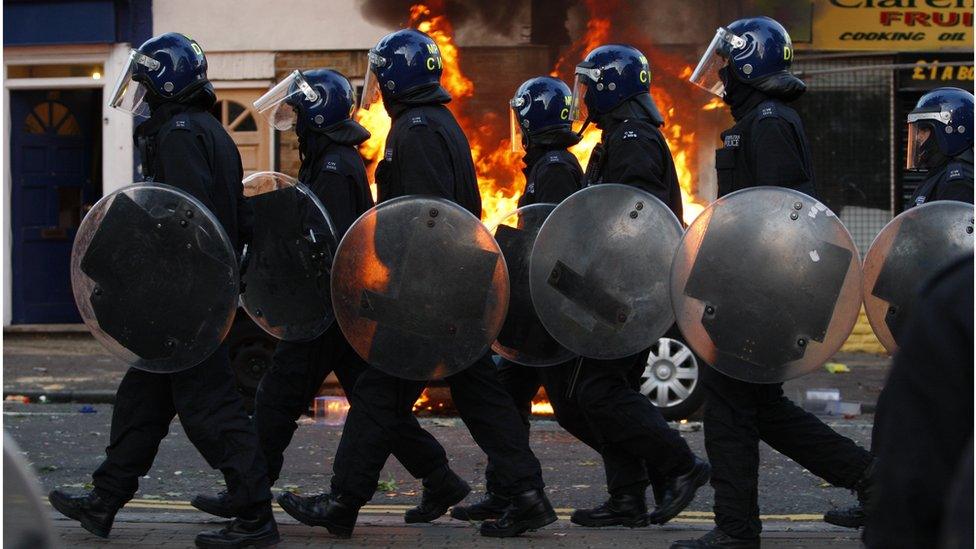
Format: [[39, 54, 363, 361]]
[[211, 89, 271, 177]]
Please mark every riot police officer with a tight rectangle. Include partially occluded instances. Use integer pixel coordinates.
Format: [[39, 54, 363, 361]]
[[672, 17, 874, 548], [562, 44, 710, 528], [451, 76, 594, 520], [905, 87, 974, 207], [276, 29, 557, 539], [190, 68, 464, 524], [47, 33, 279, 548], [826, 86, 975, 530]]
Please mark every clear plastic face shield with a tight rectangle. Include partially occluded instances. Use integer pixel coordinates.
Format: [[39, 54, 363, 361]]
[[253, 70, 319, 131], [570, 65, 599, 122], [510, 96, 527, 153], [359, 50, 386, 110], [108, 50, 161, 116], [906, 110, 949, 169], [689, 27, 746, 97]]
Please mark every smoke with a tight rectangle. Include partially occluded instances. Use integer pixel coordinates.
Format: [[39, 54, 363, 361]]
[[358, 0, 527, 35]]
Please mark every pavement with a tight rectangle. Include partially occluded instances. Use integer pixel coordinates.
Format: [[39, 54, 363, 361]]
[[3, 333, 885, 547]]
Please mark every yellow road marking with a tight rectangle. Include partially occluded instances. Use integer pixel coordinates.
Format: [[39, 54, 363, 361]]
[[85, 499, 821, 522]]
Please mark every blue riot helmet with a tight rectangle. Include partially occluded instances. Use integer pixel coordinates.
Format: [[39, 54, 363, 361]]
[[254, 69, 357, 132], [690, 16, 799, 97], [907, 87, 975, 170], [360, 29, 444, 109], [509, 76, 574, 152], [108, 32, 211, 116], [570, 44, 662, 125]]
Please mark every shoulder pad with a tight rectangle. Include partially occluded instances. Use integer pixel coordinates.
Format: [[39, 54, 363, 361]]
[[320, 154, 343, 174], [406, 114, 428, 128], [945, 162, 973, 181], [757, 101, 783, 120]]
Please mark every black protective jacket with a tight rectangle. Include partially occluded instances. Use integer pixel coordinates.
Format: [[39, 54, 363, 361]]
[[518, 146, 583, 207], [297, 122, 374, 238], [377, 99, 481, 218], [585, 98, 683, 220], [136, 102, 251, 254], [908, 149, 975, 207], [716, 96, 816, 200]]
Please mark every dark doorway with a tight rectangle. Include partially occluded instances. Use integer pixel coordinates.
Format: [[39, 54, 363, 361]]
[[10, 89, 101, 323]]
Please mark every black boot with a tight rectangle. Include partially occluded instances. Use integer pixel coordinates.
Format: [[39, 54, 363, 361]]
[[194, 506, 280, 549], [48, 490, 122, 538], [450, 492, 511, 521], [570, 493, 649, 528], [823, 458, 876, 528], [649, 457, 711, 524], [404, 467, 471, 523], [670, 527, 760, 548], [479, 488, 557, 537], [191, 491, 235, 519], [277, 492, 360, 538]]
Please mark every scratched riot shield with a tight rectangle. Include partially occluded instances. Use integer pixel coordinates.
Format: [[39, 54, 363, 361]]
[[71, 183, 239, 373], [863, 200, 974, 354], [4, 433, 56, 549], [240, 171, 338, 341], [490, 204, 578, 366], [331, 196, 509, 380], [670, 187, 862, 383], [529, 184, 683, 360]]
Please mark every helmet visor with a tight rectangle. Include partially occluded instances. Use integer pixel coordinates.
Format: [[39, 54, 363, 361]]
[[254, 70, 318, 131], [689, 27, 745, 96], [906, 118, 940, 170], [359, 50, 385, 110], [509, 96, 526, 153], [108, 50, 159, 116], [570, 66, 599, 122]]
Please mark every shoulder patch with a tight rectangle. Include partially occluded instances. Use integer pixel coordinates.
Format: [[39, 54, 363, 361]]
[[622, 130, 639, 140], [321, 154, 342, 174], [946, 166, 967, 181], [170, 115, 191, 130], [407, 114, 427, 127], [758, 102, 781, 119], [384, 146, 393, 162]]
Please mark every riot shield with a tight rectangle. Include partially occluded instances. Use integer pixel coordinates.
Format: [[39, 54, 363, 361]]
[[863, 200, 974, 354], [71, 183, 239, 373], [4, 433, 57, 548], [670, 187, 862, 383], [490, 204, 578, 366], [331, 196, 509, 380], [240, 171, 338, 341], [529, 184, 682, 360]]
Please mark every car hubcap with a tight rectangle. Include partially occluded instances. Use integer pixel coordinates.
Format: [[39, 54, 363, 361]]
[[641, 338, 699, 409]]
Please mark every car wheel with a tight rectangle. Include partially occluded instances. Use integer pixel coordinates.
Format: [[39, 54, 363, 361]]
[[641, 337, 705, 421]]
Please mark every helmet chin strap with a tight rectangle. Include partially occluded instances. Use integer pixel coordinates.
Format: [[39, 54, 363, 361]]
[[575, 116, 592, 139]]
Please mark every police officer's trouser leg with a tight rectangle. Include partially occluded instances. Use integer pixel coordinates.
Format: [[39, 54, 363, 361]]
[[757, 387, 872, 488], [703, 369, 762, 538], [485, 360, 541, 494], [92, 368, 177, 504], [576, 351, 695, 496], [171, 345, 272, 512], [448, 355, 545, 495], [330, 370, 447, 505]]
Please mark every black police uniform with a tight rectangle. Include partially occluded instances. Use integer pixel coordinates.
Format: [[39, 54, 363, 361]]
[[484, 146, 597, 496], [91, 100, 271, 515], [330, 95, 545, 505], [577, 100, 697, 497], [705, 89, 872, 540], [908, 149, 974, 207], [253, 125, 449, 485], [864, 256, 973, 548]]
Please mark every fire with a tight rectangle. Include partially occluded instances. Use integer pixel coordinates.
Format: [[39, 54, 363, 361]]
[[531, 388, 555, 416], [355, 2, 711, 228], [412, 388, 433, 412], [702, 97, 726, 111]]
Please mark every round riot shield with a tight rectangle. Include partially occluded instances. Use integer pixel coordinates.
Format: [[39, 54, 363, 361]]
[[4, 433, 57, 548], [71, 183, 239, 373], [670, 187, 862, 383], [529, 184, 682, 360], [863, 201, 974, 354], [240, 171, 338, 341], [490, 204, 578, 366], [331, 196, 509, 380]]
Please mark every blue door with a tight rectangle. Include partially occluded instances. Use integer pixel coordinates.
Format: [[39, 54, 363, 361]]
[[10, 90, 100, 324]]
